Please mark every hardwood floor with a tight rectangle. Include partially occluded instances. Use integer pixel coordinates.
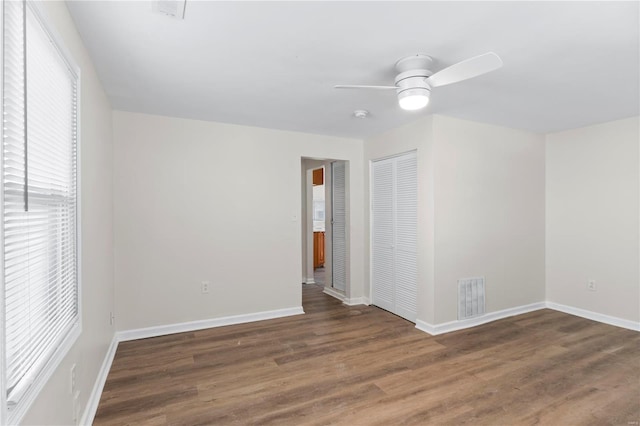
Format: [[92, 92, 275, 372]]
[[94, 285, 640, 425], [313, 267, 325, 286]]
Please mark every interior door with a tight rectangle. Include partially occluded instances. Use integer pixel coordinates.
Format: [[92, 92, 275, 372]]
[[371, 151, 417, 322], [331, 161, 346, 292]]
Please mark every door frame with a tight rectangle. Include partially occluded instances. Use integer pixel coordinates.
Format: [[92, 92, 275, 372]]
[[300, 158, 350, 301]]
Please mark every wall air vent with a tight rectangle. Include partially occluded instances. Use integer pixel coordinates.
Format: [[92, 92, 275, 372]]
[[152, 0, 186, 20], [458, 277, 485, 320]]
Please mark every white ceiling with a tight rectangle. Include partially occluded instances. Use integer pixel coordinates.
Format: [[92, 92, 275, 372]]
[[65, 1, 639, 139]]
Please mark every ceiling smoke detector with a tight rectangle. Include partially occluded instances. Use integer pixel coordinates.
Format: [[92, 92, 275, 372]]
[[152, 0, 186, 19], [353, 110, 369, 119]]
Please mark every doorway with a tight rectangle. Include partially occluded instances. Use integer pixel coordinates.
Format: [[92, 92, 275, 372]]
[[312, 167, 326, 285], [301, 158, 349, 302]]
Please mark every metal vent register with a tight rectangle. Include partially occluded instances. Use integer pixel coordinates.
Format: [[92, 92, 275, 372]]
[[458, 277, 485, 319]]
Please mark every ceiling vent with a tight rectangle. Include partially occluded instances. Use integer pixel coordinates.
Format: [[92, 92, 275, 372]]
[[152, 0, 186, 19]]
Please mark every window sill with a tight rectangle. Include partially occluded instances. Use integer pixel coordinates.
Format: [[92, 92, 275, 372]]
[[5, 321, 82, 425]]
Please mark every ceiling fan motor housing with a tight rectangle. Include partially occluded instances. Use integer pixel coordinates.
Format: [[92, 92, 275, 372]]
[[395, 70, 432, 94], [394, 54, 434, 96]]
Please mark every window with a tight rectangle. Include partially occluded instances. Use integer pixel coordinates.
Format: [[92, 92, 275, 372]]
[[313, 200, 325, 222], [2, 1, 80, 423]]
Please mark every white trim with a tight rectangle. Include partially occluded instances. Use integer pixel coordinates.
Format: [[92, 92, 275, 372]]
[[344, 297, 370, 306], [73, 299, 639, 426], [415, 320, 438, 335], [80, 335, 118, 426], [0, 1, 6, 422], [305, 168, 315, 286], [545, 301, 640, 332], [323, 286, 346, 303], [416, 302, 547, 336], [415, 301, 640, 336], [7, 324, 81, 425], [30, 1, 80, 77], [323, 287, 370, 307], [81, 307, 305, 423], [116, 307, 305, 342]]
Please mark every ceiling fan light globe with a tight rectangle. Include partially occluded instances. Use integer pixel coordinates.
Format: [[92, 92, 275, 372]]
[[398, 89, 430, 111], [399, 95, 429, 110]]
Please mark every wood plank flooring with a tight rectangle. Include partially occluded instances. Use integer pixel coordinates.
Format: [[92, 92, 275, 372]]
[[94, 284, 640, 425]]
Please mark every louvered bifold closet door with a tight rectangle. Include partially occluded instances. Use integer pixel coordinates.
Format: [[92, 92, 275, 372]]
[[331, 161, 346, 291], [371, 159, 394, 313], [393, 153, 417, 321], [371, 151, 417, 322]]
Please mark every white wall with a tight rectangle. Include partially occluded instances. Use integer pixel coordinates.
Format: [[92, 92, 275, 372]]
[[546, 117, 640, 323], [364, 115, 545, 326], [113, 111, 364, 331], [21, 2, 115, 425], [432, 116, 546, 324]]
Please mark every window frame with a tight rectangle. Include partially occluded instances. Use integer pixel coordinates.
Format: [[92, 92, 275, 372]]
[[0, 1, 82, 424]]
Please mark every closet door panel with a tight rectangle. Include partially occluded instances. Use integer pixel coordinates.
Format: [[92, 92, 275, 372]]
[[371, 159, 394, 312], [394, 153, 418, 321], [332, 161, 347, 292]]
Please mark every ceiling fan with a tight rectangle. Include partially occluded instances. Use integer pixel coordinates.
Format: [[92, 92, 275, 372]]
[[335, 52, 503, 111]]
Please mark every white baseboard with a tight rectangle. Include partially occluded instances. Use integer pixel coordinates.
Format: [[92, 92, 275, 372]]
[[414, 320, 437, 335], [80, 334, 118, 426], [80, 307, 304, 424], [344, 297, 370, 306], [323, 286, 346, 302], [416, 302, 547, 336], [545, 301, 640, 332], [415, 300, 640, 336], [303, 278, 316, 285], [80, 299, 638, 425], [116, 307, 305, 342]]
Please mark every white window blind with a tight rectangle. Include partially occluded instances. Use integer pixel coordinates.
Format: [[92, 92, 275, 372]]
[[2, 0, 80, 419]]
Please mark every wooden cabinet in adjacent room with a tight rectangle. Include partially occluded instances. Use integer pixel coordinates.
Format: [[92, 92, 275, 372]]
[[313, 231, 325, 268], [312, 168, 324, 186]]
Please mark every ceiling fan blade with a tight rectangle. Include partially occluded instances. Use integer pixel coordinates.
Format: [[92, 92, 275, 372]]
[[428, 52, 503, 88], [334, 85, 397, 90]]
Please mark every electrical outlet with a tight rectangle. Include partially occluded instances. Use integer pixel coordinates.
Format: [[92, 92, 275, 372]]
[[587, 280, 597, 291], [109, 311, 115, 326], [201, 281, 210, 294], [70, 364, 76, 394]]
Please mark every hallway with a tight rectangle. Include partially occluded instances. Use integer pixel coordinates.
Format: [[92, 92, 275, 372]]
[[313, 266, 325, 287]]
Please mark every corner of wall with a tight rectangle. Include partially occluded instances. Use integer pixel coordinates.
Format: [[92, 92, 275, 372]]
[[544, 116, 640, 323]]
